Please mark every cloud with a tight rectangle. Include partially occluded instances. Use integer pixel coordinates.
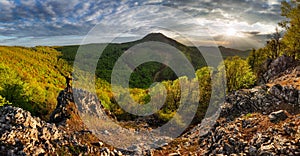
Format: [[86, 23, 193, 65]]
[[243, 31, 261, 36], [161, 0, 283, 25], [0, 0, 285, 49]]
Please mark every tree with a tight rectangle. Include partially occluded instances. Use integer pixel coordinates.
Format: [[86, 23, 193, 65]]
[[0, 64, 28, 107], [279, 0, 300, 59], [219, 56, 256, 92], [247, 48, 269, 77], [196, 67, 213, 103], [193, 67, 213, 123], [247, 48, 258, 69], [266, 27, 283, 59]]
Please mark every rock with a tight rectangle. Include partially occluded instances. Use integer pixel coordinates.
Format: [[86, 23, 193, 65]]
[[249, 145, 257, 156], [259, 55, 297, 84], [268, 110, 288, 123], [0, 94, 122, 155], [103, 130, 110, 135], [190, 106, 300, 155], [168, 152, 180, 156], [72, 89, 116, 120], [91, 141, 104, 147], [228, 137, 236, 146], [49, 90, 76, 124], [269, 84, 298, 104], [259, 144, 275, 155], [223, 143, 234, 154]]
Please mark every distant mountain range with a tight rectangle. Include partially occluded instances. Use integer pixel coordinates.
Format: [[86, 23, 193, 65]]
[[201, 45, 251, 59], [55, 33, 250, 88]]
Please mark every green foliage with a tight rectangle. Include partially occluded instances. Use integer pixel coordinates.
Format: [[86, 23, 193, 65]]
[[247, 1, 300, 78], [0, 46, 70, 119], [220, 56, 256, 92], [196, 67, 213, 102], [0, 95, 11, 106], [265, 27, 284, 59], [93, 63, 249, 125], [247, 48, 269, 74], [194, 67, 213, 122], [245, 113, 253, 119], [0, 63, 28, 108], [55, 38, 208, 89], [280, 0, 300, 59]]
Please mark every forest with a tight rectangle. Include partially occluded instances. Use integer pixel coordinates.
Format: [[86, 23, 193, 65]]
[[0, 0, 299, 126]]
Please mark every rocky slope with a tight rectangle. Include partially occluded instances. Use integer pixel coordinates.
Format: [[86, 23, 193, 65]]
[[153, 55, 300, 155]]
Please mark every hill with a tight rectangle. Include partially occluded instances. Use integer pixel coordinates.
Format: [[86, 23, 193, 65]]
[[218, 46, 251, 58], [55, 33, 249, 88]]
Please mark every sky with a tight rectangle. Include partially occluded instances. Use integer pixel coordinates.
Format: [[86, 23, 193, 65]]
[[0, 0, 285, 50]]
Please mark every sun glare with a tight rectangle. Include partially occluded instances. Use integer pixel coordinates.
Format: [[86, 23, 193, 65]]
[[226, 28, 237, 36]]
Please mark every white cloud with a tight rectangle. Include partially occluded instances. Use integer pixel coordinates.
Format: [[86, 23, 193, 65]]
[[267, 0, 281, 5]]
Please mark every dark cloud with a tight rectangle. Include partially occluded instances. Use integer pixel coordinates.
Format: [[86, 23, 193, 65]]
[[160, 0, 283, 24], [242, 31, 261, 35], [0, 0, 123, 38]]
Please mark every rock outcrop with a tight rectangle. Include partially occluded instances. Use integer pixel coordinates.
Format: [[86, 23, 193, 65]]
[[259, 55, 298, 84], [49, 89, 76, 124], [0, 106, 119, 155], [50, 88, 115, 126], [185, 56, 300, 155], [0, 89, 123, 155], [216, 56, 300, 122], [220, 84, 300, 121], [176, 83, 300, 155], [73, 88, 116, 120]]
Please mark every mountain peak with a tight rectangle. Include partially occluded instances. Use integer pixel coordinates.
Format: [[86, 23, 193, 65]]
[[142, 32, 170, 41], [140, 32, 185, 48]]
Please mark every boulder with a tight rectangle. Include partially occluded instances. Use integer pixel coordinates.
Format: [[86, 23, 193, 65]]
[[50, 88, 116, 125], [268, 110, 288, 123]]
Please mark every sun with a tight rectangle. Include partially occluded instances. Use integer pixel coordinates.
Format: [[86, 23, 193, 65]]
[[226, 28, 238, 36]]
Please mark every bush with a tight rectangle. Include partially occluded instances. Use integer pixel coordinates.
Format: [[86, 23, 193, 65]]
[[0, 95, 11, 107]]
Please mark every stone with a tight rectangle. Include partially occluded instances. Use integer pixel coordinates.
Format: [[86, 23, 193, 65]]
[[259, 144, 275, 155], [268, 110, 288, 123], [224, 143, 233, 154], [269, 84, 299, 104], [249, 146, 257, 156], [228, 137, 236, 145]]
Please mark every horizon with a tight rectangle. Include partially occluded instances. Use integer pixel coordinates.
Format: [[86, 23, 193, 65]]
[[0, 0, 284, 50], [0, 32, 251, 51]]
